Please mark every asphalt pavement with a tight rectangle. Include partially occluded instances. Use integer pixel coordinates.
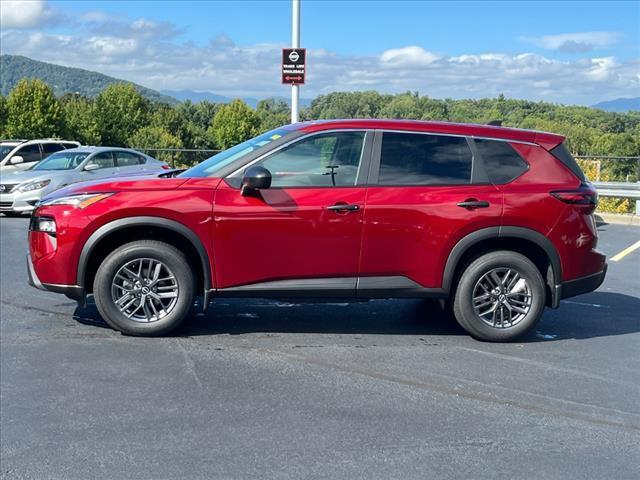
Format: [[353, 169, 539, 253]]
[[1, 216, 639, 479]]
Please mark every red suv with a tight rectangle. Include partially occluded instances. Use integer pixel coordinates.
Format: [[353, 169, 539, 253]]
[[27, 120, 606, 341]]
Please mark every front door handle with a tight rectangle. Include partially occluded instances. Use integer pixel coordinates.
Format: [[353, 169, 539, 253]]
[[327, 203, 360, 212], [457, 199, 490, 209]]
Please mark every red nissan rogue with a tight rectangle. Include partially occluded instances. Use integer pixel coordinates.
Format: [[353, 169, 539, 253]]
[[27, 120, 606, 341]]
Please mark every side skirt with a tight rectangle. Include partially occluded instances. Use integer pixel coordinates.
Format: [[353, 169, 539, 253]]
[[208, 276, 447, 304]]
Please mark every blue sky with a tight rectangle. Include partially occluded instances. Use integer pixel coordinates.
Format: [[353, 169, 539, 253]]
[[60, 0, 640, 59], [1, 0, 639, 104]]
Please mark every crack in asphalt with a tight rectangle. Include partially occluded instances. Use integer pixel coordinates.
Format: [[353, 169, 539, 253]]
[[257, 347, 640, 433]]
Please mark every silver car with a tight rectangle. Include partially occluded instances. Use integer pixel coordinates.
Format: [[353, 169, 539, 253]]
[[0, 147, 169, 215]]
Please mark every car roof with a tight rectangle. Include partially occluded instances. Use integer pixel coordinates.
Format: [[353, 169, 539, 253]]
[[295, 119, 565, 149], [1, 138, 78, 143], [60, 146, 145, 154]]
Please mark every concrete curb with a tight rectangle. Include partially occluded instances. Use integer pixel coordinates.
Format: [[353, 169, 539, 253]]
[[595, 213, 640, 226]]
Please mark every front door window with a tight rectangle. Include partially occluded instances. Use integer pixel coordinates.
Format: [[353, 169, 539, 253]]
[[249, 131, 366, 187]]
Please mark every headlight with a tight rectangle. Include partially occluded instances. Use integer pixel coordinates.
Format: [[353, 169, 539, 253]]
[[18, 179, 51, 192], [39, 193, 114, 209], [36, 217, 57, 234]]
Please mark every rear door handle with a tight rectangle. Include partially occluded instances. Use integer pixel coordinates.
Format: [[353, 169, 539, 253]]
[[327, 203, 360, 212], [457, 199, 490, 209]]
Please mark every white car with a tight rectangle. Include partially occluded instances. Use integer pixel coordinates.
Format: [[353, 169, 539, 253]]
[[0, 139, 80, 174], [0, 146, 170, 216]]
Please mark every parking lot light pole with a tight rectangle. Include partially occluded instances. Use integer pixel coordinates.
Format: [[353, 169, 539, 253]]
[[291, 0, 300, 123]]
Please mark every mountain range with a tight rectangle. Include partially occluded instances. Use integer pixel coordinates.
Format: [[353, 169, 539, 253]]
[[160, 90, 313, 108], [1, 54, 637, 112], [590, 97, 640, 112], [0, 55, 177, 103], [0, 55, 313, 108]]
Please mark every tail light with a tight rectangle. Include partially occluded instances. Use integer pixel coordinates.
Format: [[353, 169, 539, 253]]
[[161, 164, 172, 170], [551, 183, 598, 214]]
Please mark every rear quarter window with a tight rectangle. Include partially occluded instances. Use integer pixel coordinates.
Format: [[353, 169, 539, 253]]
[[550, 143, 586, 182], [474, 139, 528, 184]]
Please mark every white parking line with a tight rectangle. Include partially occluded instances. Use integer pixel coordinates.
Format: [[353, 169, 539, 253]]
[[610, 239, 640, 262], [562, 300, 609, 308]]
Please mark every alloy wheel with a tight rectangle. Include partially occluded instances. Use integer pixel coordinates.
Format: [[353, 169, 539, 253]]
[[111, 258, 179, 323], [472, 267, 532, 328]]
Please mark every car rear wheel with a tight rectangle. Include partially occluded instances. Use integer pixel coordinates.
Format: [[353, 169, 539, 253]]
[[453, 251, 545, 342], [93, 240, 195, 336]]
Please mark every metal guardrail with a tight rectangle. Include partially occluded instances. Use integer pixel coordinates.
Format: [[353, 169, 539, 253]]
[[593, 181, 640, 214]]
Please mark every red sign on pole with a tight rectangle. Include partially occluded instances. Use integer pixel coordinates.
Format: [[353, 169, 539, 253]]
[[282, 48, 306, 85]]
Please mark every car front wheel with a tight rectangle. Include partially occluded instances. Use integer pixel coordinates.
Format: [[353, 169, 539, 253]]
[[453, 251, 546, 342], [93, 240, 195, 336]]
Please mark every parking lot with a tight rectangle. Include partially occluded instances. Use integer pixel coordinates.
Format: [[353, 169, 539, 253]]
[[1, 216, 638, 479]]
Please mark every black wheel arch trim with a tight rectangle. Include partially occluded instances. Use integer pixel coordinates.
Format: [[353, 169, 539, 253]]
[[76, 216, 212, 304], [442, 226, 562, 303]]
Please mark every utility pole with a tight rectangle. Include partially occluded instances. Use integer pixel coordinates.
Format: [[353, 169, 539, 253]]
[[291, 0, 300, 123]]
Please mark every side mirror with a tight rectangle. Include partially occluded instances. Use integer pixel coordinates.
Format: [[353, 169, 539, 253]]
[[9, 156, 24, 165], [84, 163, 100, 172], [241, 166, 272, 196]]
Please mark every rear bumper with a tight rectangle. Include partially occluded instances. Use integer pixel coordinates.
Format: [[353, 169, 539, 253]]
[[556, 263, 607, 303], [27, 254, 85, 301]]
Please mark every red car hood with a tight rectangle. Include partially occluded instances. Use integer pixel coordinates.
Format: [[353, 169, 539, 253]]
[[42, 176, 191, 201]]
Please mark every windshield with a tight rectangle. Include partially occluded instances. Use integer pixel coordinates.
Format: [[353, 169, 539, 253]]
[[0, 145, 17, 162], [32, 151, 90, 171], [180, 128, 292, 178]]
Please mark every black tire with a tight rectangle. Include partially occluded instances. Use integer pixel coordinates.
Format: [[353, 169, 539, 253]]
[[93, 240, 195, 336], [453, 251, 545, 342]]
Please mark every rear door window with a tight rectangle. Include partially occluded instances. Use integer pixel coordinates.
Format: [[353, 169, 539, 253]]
[[15, 144, 42, 163], [474, 139, 529, 184], [41, 143, 66, 157], [115, 151, 144, 167], [378, 132, 472, 185]]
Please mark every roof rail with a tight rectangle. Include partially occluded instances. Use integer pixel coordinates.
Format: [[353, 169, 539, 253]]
[[487, 120, 503, 126]]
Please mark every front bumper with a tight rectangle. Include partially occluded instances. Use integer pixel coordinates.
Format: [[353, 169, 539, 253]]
[[27, 254, 85, 301], [0, 191, 42, 213]]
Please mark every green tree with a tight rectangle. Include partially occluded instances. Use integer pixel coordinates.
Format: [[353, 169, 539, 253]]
[[208, 99, 260, 149], [256, 98, 290, 131], [150, 103, 190, 146], [0, 95, 7, 136], [5, 78, 64, 138], [60, 94, 100, 145], [306, 91, 389, 119], [380, 92, 423, 119], [175, 100, 221, 149], [95, 83, 150, 146], [129, 126, 183, 167]]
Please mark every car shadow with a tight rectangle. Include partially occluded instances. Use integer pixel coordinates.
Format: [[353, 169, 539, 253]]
[[72, 291, 640, 342]]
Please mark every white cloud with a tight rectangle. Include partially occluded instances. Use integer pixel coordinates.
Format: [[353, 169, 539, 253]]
[[380, 46, 439, 66], [1, 12, 638, 105], [0, 0, 45, 28], [522, 32, 622, 53]]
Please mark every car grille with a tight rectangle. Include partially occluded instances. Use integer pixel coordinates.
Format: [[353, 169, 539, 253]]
[[0, 184, 18, 193], [0, 201, 14, 210]]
